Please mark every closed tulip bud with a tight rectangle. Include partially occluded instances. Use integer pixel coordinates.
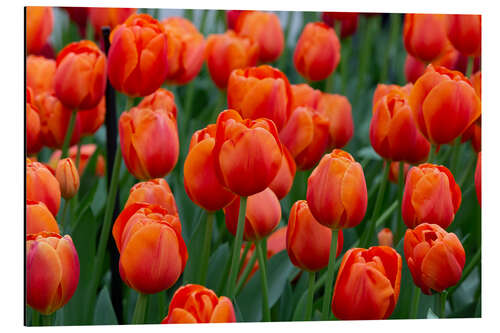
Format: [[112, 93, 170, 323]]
[[26, 88, 42, 155], [125, 178, 178, 215], [321, 12, 359, 39], [224, 188, 281, 242], [294, 108, 330, 170], [27, 159, 61, 216], [119, 89, 179, 180], [307, 149, 367, 229], [56, 158, 80, 200], [77, 98, 105, 137], [475, 152, 481, 206], [403, 14, 448, 62], [162, 284, 236, 323], [294, 22, 341, 82], [269, 147, 296, 200], [108, 14, 168, 97], [205, 31, 259, 89], [227, 65, 292, 131], [332, 246, 402, 320], [26, 200, 60, 234], [402, 163, 461, 229], [89, 7, 137, 39], [213, 109, 283, 196], [404, 223, 465, 294], [317, 93, 354, 149], [112, 203, 188, 294], [279, 107, 314, 159], [26, 55, 56, 95], [54, 40, 107, 110], [378, 228, 394, 247], [447, 15, 481, 56], [26, 232, 80, 315], [161, 17, 205, 85], [287, 200, 344, 272], [49, 144, 106, 177], [388, 161, 410, 184], [26, 7, 53, 54], [234, 11, 284, 62], [409, 65, 481, 145]]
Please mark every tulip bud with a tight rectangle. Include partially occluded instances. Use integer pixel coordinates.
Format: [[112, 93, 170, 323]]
[[162, 284, 236, 323], [27, 200, 60, 234], [125, 178, 178, 216], [321, 12, 359, 39], [49, 144, 106, 177], [306, 149, 368, 229], [112, 203, 188, 294], [403, 14, 448, 62], [88, 7, 137, 39], [26, 55, 56, 95], [269, 147, 296, 200], [402, 163, 461, 229], [332, 246, 402, 320], [377, 228, 393, 247], [294, 22, 341, 82], [56, 158, 80, 200], [26, 88, 42, 155], [447, 15, 481, 56], [287, 200, 344, 272], [27, 159, 61, 216], [26, 7, 53, 54], [26, 232, 80, 315], [475, 152, 481, 206], [388, 161, 410, 184], [317, 93, 354, 150], [404, 223, 465, 294]]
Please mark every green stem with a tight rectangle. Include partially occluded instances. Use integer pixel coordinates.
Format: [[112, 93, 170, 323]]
[[340, 37, 352, 94], [324, 73, 334, 93], [321, 230, 338, 320], [450, 138, 462, 173], [381, 14, 401, 83], [235, 249, 258, 295], [61, 109, 78, 158], [410, 284, 421, 319], [428, 144, 436, 163], [41, 313, 52, 326], [440, 290, 448, 318], [60, 200, 69, 232], [158, 291, 166, 321], [305, 271, 316, 321], [31, 309, 40, 326], [183, 82, 196, 132], [75, 140, 82, 171], [199, 212, 214, 285], [278, 11, 293, 71], [199, 10, 208, 32], [238, 242, 252, 273], [466, 56, 474, 77], [226, 196, 248, 298], [458, 156, 476, 188], [394, 161, 405, 242], [132, 293, 148, 324], [255, 239, 271, 322]]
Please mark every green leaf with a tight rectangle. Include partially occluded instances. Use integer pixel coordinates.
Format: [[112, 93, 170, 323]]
[[427, 308, 439, 319], [93, 286, 118, 325], [206, 242, 230, 292], [182, 210, 206, 284]]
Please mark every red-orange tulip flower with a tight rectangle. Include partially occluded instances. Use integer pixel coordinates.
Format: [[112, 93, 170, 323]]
[[49, 144, 106, 177], [294, 22, 341, 82], [162, 284, 236, 323], [205, 31, 259, 89], [306, 149, 368, 229], [287, 200, 344, 272], [372, 83, 413, 108], [227, 65, 292, 131], [269, 147, 296, 200], [234, 11, 284, 62], [378, 228, 394, 247], [317, 93, 354, 149], [119, 89, 179, 180], [27, 159, 61, 216], [213, 109, 283, 196], [294, 108, 330, 170], [112, 203, 188, 294], [226, 10, 244, 30], [27, 88, 42, 155], [26, 7, 53, 54], [388, 161, 410, 184], [89, 7, 137, 38], [26, 232, 79, 315], [403, 14, 448, 62], [54, 40, 107, 110], [409, 65, 481, 144], [26, 200, 60, 235], [322, 12, 359, 39], [224, 188, 281, 242], [125, 178, 178, 215], [332, 246, 402, 320], [475, 152, 481, 206], [161, 17, 205, 85], [404, 223, 465, 294], [289, 83, 321, 110], [56, 158, 80, 200], [447, 15, 481, 56], [26, 55, 56, 95], [471, 70, 481, 97], [184, 125, 237, 211], [77, 98, 105, 137], [461, 121, 481, 153], [108, 14, 168, 97], [402, 163, 461, 229]]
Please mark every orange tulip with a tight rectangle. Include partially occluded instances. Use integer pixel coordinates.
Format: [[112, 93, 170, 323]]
[[26, 7, 53, 54], [26, 55, 56, 95], [321, 12, 359, 39], [471, 70, 481, 97], [125, 178, 178, 215], [234, 11, 284, 62], [112, 203, 188, 294], [402, 163, 461, 229], [119, 89, 179, 180], [475, 152, 481, 206], [56, 158, 80, 200], [403, 14, 448, 62], [77, 98, 106, 137], [26, 88, 42, 155], [409, 65, 481, 145], [378, 228, 394, 247], [205, 30, 259, 89], [213, 109, 283, 196], [26, 200, 60, 235], [88, 7, 137, 38], [184, 125, 237, 211], [294, 107, 330, 170], [306, 149, 367, 229], [332, 246, 402, 320], [317, 93, 354, 149], [27, 158, 61, 216], [289, 83, 321, 110], [447, 15, 481, 56], [26, 232, 79, 315], [226, 10, 244, 30], [269, 146, 296, 200], [161, 17, 205, 85], [227, 65, 292, 131], [372, 83, 413, 108], [461, 121, 481, 153], [294, 22, 341, 82], [54, 40, 107, 110], [48, 144, 106, 177], [388, 161, 410, 184], [162, 284, 236, 323], [404, 223, 465, 294], [224, 188, 281, 242], [108, 14, 168, 97], [287, 200, 344, 272]]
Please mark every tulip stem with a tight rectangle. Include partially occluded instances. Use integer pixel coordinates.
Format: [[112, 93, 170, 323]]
[[305, 271, 316, 321], [321, 230, 338, 320], [278, 11, 293, 71], [235, 249, 258, 295], [61, 109, 78, 159], [60, 199, 69, 233], [410, 285, 421, 318], [41, 314, 52, 326], [199, 212, 214, 285], [466, 56, 474, 77], [238, 242, 252, 273], [255, 239, 271, 322], [227, 196, 248, 298], [132, 293, 148, 324], [31, 309, 40, 326], [440, 290, 448, 318], [450, 138, 462, 174], [394, 161, 405, 243]]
